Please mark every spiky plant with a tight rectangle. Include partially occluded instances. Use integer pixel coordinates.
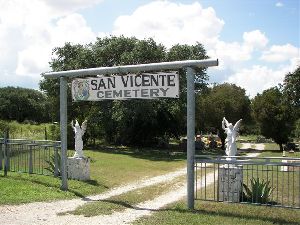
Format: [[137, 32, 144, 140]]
[[243, 177, 274, 204], [45, 153, 61, 176]]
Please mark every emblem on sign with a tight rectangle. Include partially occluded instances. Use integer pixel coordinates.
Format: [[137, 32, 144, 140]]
[[72, 73, 179, 101], [73, 79, 90, 101]]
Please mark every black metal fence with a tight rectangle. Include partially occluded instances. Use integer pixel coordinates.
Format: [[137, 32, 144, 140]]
[[0, 138, 61, 176], [195, 155, 300, 209]]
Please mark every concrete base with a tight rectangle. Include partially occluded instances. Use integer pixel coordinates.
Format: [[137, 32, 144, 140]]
[[218, 165, 243, 202], [281, 159, 300, 172], [67, 157, 90, 181]]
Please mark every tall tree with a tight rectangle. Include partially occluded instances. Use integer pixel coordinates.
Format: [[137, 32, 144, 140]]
[[252, 87, 295, 151], [196, 83, 251, 149], [283, 66, 300, 107], [283, 66, 300, 138], [0, 87, 49, 122], [40, 36, 209, 146]]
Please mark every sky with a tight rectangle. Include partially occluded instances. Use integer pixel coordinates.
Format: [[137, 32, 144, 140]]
[[0, 0, 299, 97]]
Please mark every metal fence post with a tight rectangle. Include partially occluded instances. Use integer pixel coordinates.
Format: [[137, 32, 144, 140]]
[[60, 76, 68, 190], [29, 145, 33, 174], [0, 140, 3, 170], [187, 67, 195, 209], [4, 130, 9, 176], [54, 144, 59, 177]]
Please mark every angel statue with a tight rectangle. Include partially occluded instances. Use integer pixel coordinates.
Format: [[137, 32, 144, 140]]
[[71, 120, 87, 158], [222, 117, 242, 159]]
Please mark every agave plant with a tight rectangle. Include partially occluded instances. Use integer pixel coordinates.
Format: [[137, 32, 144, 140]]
[[45, 152, 61, 177], [243, 177, 274, 204]]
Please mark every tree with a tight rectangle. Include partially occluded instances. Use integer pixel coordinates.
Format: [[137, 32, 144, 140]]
[[0, 87, 50, 123], [283, 66, 300, 138], [252, 87, 295, 151], [283, 66, 300, 107], [196, 83, 251, 149], [40, 36, 209, 146], [40, 43, 95, 122]]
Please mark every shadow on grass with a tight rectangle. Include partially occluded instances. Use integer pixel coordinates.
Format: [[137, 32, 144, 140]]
[[86, 144, 226, 162], [129, 203, 299, 225], [98, 199, 135, 209], [161, 206, 299, 225], [87, 145, 187, 162], [71, 198, 298, 224], [1, 173, 109, 198]]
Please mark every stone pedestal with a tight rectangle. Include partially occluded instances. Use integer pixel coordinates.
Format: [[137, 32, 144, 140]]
[[218, 165, 243, 202], [67, 157, 90, 181], [281, 159, 299, 172]]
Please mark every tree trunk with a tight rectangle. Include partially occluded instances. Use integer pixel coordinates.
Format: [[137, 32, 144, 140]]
[[221, 138, 225, 150], [279, 143, 284, 152]]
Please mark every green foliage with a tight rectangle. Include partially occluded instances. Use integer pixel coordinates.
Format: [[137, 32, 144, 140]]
[[45, 152, 61, 176], [40, 36, 209, 146], [283, 66, 300, 138], [243, 178, 274, 204], [283, 66, 300, 107], [252, 87, 296, 150], [0, 87, 50, 123], [0, 120, 9, 137], [196, 83, 251, 149], [0, 120, 56, 139], [293, 118, 300, 138]]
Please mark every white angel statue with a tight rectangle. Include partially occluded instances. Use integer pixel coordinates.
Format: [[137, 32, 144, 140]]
[[222, 117, 242, 158], [71, 120, 87, 158]]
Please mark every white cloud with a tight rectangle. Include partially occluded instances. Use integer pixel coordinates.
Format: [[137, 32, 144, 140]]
[[275, 2, 284, 7], [112, 1, 260, 70], [260, 44, 299, 62], [207, 41, 252, 70], [207, 29, 268, 70], [225, 58, 299, 97], [42, 0, 103, 13], [0, 0, 98, 85], [51, 13, 96, 46], [113, 1, 224, 48], [243, 30, 268, 49]]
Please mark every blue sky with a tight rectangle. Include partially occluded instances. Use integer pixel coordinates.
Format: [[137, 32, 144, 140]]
[[0, 0, 299, 97], [81, 0, 299, 46]]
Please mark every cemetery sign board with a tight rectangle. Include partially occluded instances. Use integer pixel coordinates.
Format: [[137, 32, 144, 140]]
[[72, 73, 179, 101]]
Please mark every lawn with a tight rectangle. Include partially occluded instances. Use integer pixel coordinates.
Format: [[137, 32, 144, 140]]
[[134, 200, 300, 225], [0, 147, 186, 205]]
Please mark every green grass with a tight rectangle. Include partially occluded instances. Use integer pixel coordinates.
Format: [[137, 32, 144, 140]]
[[0, 172, 84, 204], [238, 135, 259, 142], [0, 147, 186, 205], [260, 143, 300, 158], [62, 176, 184, 217], [134, 200, 300, 225], [0, 120, 56, 140]]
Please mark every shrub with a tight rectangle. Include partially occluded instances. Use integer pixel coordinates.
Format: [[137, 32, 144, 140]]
[[242, 178, 274, 204], [45, 152, 61, 176]]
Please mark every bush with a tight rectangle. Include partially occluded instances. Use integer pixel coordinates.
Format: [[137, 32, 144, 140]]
[[0, 120, 9, 137], [243, 178, 274, 204], [45, 152, 61, 176]]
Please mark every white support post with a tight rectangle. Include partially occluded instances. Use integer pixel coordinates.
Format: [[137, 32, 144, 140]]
[[60, 77, 68, 190], [186, 67, 195, 209]]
